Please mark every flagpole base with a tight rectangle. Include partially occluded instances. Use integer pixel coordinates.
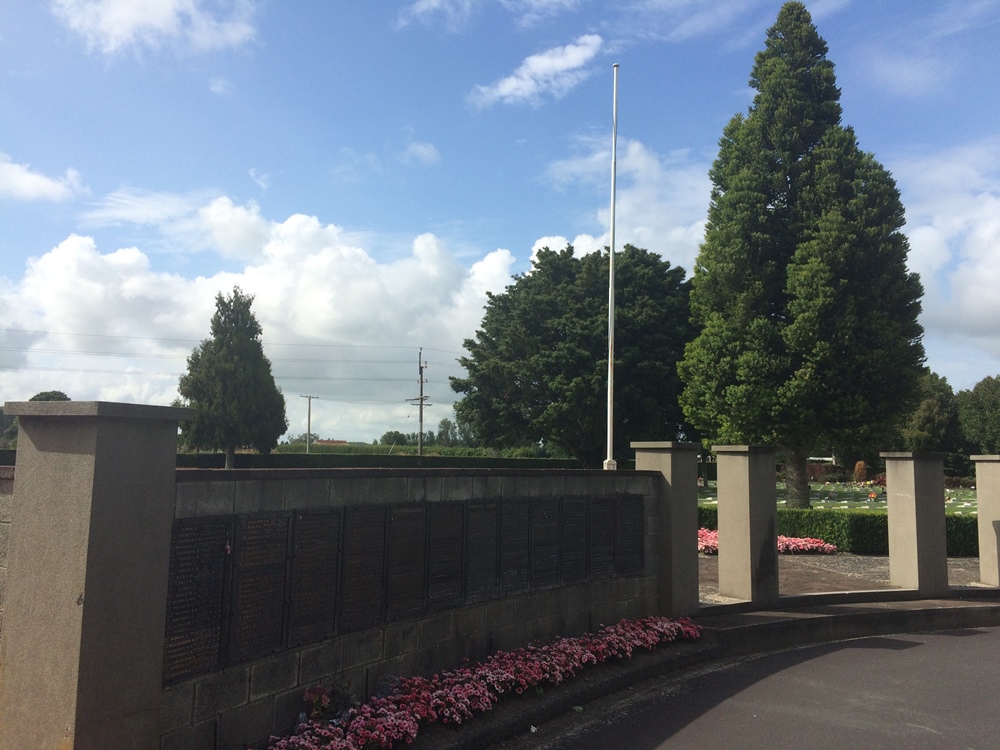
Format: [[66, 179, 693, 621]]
[[603, 459, 617, 471]]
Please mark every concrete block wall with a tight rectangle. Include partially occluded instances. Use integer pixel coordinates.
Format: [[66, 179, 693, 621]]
[[0, 466, 12, 670], [164, 468, 661, 749]]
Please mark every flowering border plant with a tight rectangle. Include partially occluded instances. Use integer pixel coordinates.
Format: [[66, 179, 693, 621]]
[[698, 528, 837, 555], [270, 615, 701, 749]]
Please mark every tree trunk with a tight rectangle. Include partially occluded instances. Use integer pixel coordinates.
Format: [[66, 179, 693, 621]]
[[225, 445, 236, 470], [783, 445, 811, 508]]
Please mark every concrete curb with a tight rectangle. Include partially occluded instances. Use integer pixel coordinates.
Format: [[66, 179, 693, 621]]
[[413, 595, 1000, 749]]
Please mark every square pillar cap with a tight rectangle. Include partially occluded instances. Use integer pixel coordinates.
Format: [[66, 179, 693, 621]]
[[5, 400, 193, 422], [971, 455, 1000, 463], [630, 441, 700, 451], [713, 445, 775, 455], [879, 451, 946, 460]]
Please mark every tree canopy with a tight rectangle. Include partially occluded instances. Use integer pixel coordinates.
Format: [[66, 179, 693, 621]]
[[178, 287, 288, 468], [958, 375, 1000, 454], [451, 244, 694, 467], [678, 1, 924, 505]]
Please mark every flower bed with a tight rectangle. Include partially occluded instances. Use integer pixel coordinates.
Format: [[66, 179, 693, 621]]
[[270, 616, 701, 749], [698, 527, 837, 555]]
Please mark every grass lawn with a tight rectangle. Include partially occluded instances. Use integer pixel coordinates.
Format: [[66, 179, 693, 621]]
[[697, 480, 979, 514]]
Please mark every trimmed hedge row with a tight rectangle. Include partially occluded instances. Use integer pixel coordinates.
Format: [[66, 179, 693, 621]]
[[697, 506, 980, 557]]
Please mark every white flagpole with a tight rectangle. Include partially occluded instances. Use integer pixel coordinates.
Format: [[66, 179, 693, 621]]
[[603, 63, 619, 471]]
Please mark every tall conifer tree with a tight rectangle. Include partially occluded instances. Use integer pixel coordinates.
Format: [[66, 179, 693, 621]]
[[179, 287, 288, 468], [679, 2, 924, 506]]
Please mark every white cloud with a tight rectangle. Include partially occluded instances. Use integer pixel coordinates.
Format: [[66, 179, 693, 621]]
[[892, 139, 1000, 389], [499, 0, 581, 27], [248, 168, 269, 189], [402, 140, 441, 166], [396, 0, 479, 31], [51, 0, 256, 54], [542, 136, 710, 274], [469, 34, 603, 108], [79, 186, 207, 226], [865, 52, 951, 97], [0, 154, 85, 201], [209, 76, 231, 94], [0, 207, 516, 441]]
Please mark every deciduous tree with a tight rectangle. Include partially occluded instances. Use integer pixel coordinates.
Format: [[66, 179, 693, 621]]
[[678, 2, 924, 506], [452, 244, 694, 467], [958, 375, 1000, 454], [178, 287, 288, 468]]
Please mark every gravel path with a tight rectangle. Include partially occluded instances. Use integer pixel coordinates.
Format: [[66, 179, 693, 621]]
[[698, 554, 985, 603]]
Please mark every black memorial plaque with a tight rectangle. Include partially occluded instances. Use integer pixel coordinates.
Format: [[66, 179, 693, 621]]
[[386, 506, 428, 620], [465, 502, 498, 601], [163, 517, 231, 684], [589, 498, 617, 578], [427, 503, 464, 609], [500, 498, 530, 593], [339, 506, 387, 632], [617, 496, 644, 575], [289, 510, 341, 646], [530, 498, 560, 588], [228, 514, 291, 663], [560, 497, 589, 583]]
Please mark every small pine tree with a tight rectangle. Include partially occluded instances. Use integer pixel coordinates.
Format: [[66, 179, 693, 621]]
[[178, 287, 288, 468]]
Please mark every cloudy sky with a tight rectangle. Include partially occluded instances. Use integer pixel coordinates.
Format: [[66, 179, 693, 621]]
[[2, 0, 999, 444]]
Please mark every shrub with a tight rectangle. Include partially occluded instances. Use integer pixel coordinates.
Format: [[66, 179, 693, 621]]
[[946, 514, 979, 556], [707, 507, 979, 556]]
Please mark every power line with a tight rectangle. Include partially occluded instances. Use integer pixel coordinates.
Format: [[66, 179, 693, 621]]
[[0, 328, 466, 356]]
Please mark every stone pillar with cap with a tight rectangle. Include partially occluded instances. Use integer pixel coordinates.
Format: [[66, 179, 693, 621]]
[[631, 441, 701, 615], [715, 445, 779, 607], [880, 451, 948, 596], [0, 401, 191, 750]]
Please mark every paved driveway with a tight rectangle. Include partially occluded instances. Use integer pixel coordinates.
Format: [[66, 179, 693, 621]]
[[491, 627, 1000, 750]]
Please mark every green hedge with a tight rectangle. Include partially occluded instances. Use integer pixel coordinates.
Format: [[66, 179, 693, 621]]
[[697, 506, 979, 557]]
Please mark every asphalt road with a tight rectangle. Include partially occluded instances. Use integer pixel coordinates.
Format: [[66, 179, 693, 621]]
[[491, 627, 1000, 750]]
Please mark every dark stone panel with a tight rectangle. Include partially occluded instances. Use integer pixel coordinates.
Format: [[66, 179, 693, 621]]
[[530, 498, 560, 588], [386, 505, 428, 620], [465, 502, 498, 602], [427, 503, 464, 609], [617, 495, 644, 575], [339, 506, 387, 632], [589, 498, 617, 579], [163, 517, 232, 684], [228, 514, 291, 664], [499, 498, 530, 593], [560, 497, 589, 583], [288, 510, 341, 646]]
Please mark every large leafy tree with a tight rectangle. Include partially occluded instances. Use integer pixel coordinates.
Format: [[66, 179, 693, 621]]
[[678, 2, 924, 506], [958, 376, 1000, 454], [899, 370, 961, 454], [451, 244, 694, 467], [178, 287, 288, 468]]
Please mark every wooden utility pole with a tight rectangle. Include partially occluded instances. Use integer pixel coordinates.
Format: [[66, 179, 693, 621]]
[[300, 394, 318, 453], [406, 349, 431, 456]]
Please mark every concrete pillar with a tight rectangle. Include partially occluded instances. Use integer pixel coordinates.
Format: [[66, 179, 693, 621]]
[[972, 455, 1000, 587], [715, 446, 778, 607], [631, 441, 700, 616], [0, 401, 190, 750], [880, 452, 948, 596]]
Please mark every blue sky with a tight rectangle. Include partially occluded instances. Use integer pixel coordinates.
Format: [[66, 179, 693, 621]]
[[1, 0, 999, 445]]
